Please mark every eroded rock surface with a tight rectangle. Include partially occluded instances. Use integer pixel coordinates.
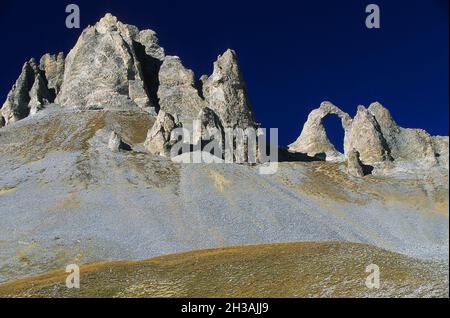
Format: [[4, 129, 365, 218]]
[[347, 149, 365, 177], [144, 110, 181, 157], [158, 56, 204, 123], [39, 53, 65, 96], [28, 74, 53, 116], [1, 60, 38, 125], [1, 57, 59, 125], [288, 102, 352, 161], [368, 102, 445, 164], [55, 13, 164, 111], [203, 49, 257, 129], [346, 105, 392, 164], [290, 101, 448, 167], [108, 131, 132, 152], [194, 107, 225, 156]]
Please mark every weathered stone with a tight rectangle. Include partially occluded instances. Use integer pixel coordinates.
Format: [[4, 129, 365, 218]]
[[432, 136, 449, 168], [108, 131, 131, 152], [158, 56, 204, 123], [136, 29, 165, 61], [288, 102, 352, 161], [55, 13, 164, 111], [291, 101, 447, 166], [1, 55, 62, 124], [29, 73, 53, 116], [194, 107, 225, 157], [368, 102, 438, 163], [39, 52, 65, 96], [1, 60, 38, 125], [203, 49, 257, 129], [346, 105, 392, 164], [347, 149, 365, 177], [144, 110, 181, 157]]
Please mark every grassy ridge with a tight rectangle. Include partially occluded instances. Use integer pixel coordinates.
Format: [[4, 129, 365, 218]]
[[0, 242, 447, 298]]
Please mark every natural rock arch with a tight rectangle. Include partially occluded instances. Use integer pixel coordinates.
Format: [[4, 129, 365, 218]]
[[288, 102, 352, 161]]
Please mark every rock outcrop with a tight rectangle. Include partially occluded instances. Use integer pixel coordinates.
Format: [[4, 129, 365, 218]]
[[55, 13, 164, 111], [144, 110, 181, 157], [1, 58, 55, 125], [1, 60, 37, 125], [347, 149, 365, 177], [203, 49, 257, 129], [194, 107, 225, 156], [158, 56, 204, 123], [39, 53, 65, 96], [108, 131, 132, 152], [345, 105, 392, 164], [367, 102, 443, 163], [28, 74, 53, 116], [288, 102, 352, 161], [1, 14, 260, 139], [432, 136, 449, 168], [290, 101, 448, 166]]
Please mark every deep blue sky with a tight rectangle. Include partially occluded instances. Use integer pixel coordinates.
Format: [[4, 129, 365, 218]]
[[0, 0, 448, 148]]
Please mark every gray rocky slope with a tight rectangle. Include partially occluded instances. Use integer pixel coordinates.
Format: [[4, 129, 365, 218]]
[[0, 14, 448, 286]]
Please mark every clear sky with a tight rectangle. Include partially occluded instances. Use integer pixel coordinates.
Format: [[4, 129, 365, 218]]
[[0, 0, 448, 149]]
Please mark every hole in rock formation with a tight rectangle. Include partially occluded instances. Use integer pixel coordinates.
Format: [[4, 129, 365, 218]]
[[120, 142, 133, 152], [322, 115, 345, 153], [362, 164, 374, 175]]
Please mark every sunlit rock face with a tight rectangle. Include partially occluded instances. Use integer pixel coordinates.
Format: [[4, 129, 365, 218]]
[[288, 101, 352, 161], [345, 105, 392, 164], [202, 49, 257, 130], [368, 102, 446, 165], [1, 55, 61, 125], [289, 101, 448, 167], [55, 13, 165, 111], [347, 149, 365, 177], [1, 60, 37, 125], [39, 53, 65, 96], [144, 110, 181, 157], [158, 56, 205, 123]]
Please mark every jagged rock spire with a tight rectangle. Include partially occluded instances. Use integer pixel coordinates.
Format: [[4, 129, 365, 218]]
[[1, 60, 37, 125], [1, 14, 259, 134], [1, 57, 58, 125], [203, 49, 257, 129], [55, 13, 165, 111]]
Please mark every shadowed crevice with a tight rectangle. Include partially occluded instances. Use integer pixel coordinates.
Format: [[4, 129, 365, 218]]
[[133, 41, 163, 113]]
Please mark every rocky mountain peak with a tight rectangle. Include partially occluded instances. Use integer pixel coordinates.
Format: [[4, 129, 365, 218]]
[[95, 13, 120, 33], [1, 14, 256, 133], [203, 49, 257, 129], [54, 13, 165, 111], [0, 14, 447, 170]]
